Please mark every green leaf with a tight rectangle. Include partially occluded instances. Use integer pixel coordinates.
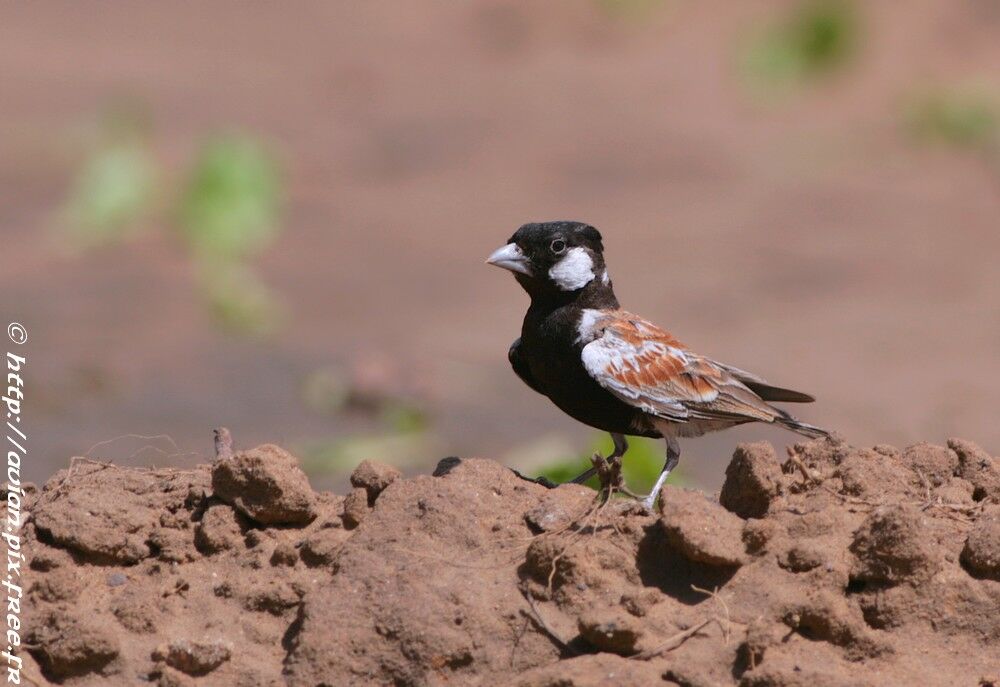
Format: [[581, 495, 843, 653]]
[[61, 140, 156, 248], [380, 402, 430, 434], [743, 0, 858, 91], [177, 135, 281, 261], [904, 89, 999, 151]]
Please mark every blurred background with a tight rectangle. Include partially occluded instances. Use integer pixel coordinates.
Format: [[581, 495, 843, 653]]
[[3, 1, 999, 492]]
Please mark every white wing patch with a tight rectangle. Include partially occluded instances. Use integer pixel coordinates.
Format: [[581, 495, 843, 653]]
[[549, 247, 595, 291], [580, 325, 698, 419], [575, 308, 604, 344]]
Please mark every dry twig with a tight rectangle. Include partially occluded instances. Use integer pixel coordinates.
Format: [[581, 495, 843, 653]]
[[519, 588, 577, 655], [691, 585, 732, 645], [632, 618, 713, 660]]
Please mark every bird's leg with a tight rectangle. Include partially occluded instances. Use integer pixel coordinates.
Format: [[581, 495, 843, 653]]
[[643, 436, 680, 511], [610, 433, 629, 462], [570, 433, 628, 485]]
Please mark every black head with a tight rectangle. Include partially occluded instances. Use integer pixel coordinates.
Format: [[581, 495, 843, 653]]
[[486, 221, 611, 299]]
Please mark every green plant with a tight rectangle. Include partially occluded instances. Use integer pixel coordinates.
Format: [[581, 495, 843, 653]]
[[60, 106, 156, 248], [904, 88, 999, 151], [178, 134, 284, 335], [742, 0, 858, 91], [58, 105, 286, 336], [177, 135, 281, 262]]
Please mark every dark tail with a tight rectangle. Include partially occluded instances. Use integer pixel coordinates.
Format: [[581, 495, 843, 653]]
[[743, 380, 815, 403], [775, 413, 830, 439]]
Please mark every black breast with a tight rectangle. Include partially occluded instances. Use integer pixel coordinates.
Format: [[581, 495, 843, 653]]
[[519, 304, 660, 438]]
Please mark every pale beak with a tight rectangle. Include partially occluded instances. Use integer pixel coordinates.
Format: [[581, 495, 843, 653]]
[[485, 243, 533, 277]]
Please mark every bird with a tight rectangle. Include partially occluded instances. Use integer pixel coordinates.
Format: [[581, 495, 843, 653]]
[[486, 220, 828, 509]]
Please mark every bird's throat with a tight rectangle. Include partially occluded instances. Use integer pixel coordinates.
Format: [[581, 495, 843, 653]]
[[525, 277, 619, 314]]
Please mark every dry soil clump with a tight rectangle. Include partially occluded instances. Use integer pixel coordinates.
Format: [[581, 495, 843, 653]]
[[16, 436, 1000, 685]]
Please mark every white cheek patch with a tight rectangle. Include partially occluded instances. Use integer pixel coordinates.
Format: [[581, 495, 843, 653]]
[[549, 247, 595, 291]]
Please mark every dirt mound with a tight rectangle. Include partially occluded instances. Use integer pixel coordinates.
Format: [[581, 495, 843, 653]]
[[18, 437, 1000, 686]]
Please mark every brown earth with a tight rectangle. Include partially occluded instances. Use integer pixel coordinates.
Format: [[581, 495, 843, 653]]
[[18, 436, 1000, 686]]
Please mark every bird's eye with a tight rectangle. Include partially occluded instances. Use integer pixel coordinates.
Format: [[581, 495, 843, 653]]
[[550, 239, 566, 254]]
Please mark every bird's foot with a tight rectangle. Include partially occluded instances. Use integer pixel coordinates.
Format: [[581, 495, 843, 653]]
[[510, 469, 559, 489], [591, 452, 626, 501]]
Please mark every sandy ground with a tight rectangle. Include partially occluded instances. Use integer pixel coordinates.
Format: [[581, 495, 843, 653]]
[[1, 2, 1000, 487], [19, 436, 1000, 685]]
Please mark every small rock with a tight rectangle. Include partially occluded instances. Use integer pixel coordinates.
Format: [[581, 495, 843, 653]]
[[30, 567, 84, 602], [961, 507, 1000, 581], [241, 580, 301, 615], [524, 485, 593, 533], [245, 528, 267, 549], [620, 589, 660, 618], [28, 609, 120, 679], [342, 488, 370, 529], [949, 438, 1000, 503], [781, 543, 825, 572], [835, 448, 912, 498], [300, 526, 351, 567], [781, 591, 889, 659], [578, 608, 644, 655], [195, 503, 245, 554], [720, 442, 782, 518], [350, 459, 402, 504], [153, 640, 231, 676], [148, 527, 196, 563], [523, 538, 567, 587], [110, 587, 159, 634], [212, 444, 317, 526], [312, 492, 347, 522], [107, 572, 128, 588], [29, 546, 71, 571], [661, 487, 746, 567], [936, 480, 974, 504], [159, 510, 189, 529], [903, 442, 958, 487], [270, 541, 298, 567], [742, 519, 779, 555], [850, 505, 940, 584]]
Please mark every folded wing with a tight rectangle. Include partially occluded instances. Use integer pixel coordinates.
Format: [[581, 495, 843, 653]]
[[579, 311, 795, 425]]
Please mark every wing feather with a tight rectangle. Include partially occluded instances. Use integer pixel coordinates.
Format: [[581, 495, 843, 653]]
[[579, 311, 782, 424]]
